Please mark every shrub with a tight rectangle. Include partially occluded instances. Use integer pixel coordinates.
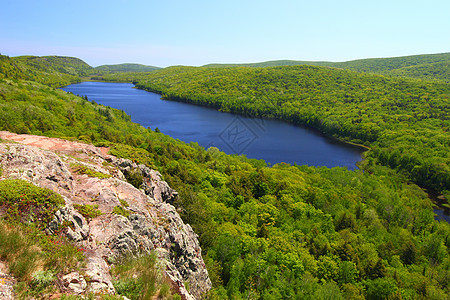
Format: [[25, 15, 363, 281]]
[[31, 270, 56, 292], [73, 203, 103, 220], [0, 179, 65, 227], [124, 168, 143, 189]]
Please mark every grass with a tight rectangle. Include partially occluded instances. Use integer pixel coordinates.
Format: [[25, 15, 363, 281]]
[[0, 220, 85, 298], [111, 252, 177, 300], [124, 168, 144, 189], [0, 179, 85, 297], [119, 199, 130, 207], [71, 163, 112, 179]]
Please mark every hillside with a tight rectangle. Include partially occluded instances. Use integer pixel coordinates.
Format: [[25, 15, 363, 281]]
[[333, 52, 450, 75], [0, 53, 449, 299], [95, 63, 161, 72], [0, 55, 28, 80], [0, 55, 90, 87], [385, 61, 450, 81], [13, 55, 93, 76]]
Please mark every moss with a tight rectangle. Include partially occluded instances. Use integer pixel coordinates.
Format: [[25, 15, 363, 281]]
[[0, 179, 65, 227], [73, 204, 103, 220], [70, 163, 111, 179]]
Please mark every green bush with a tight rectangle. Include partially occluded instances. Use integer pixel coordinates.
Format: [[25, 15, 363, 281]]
[[0, 179, 65, 227], [31, 270, 56, 292], [73, 203, 103, 220], [124, 168, 143, 189]]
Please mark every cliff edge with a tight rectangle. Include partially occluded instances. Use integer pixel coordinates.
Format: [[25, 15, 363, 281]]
[[0, 131, 211, 299]]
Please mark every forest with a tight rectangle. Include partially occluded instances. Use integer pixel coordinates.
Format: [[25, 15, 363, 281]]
[[0, 54, 449, 299]]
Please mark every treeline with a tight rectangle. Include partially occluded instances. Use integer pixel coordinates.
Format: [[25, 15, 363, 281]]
[[0, 76, 448, 298], [95, 63, 161, 73], [202, 52, 450, 82], [103, 65, 450, 194]]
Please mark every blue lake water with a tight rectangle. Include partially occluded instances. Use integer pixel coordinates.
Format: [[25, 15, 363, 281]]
[[62, 82, 365, 169]]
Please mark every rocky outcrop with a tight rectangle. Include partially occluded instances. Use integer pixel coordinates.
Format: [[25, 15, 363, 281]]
[[0, 131, 211, 299], [0, 262, 15, 300]]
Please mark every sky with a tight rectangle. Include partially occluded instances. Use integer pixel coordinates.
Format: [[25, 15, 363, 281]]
[[1, 0, 449, 67]]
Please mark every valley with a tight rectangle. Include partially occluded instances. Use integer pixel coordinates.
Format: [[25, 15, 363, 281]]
[[0, 53, 449, 299]]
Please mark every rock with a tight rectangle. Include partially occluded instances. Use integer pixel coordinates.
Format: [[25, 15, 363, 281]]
[[0, 132, 212, 299], [84, 254, 116, 295], [48, 206, 90, 242], [0, 262, 15, 300], [61, 272, 87, 295]]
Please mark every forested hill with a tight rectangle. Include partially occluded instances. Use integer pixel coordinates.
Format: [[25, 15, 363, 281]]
[[1, 53, 450, 299], [95, 63, 161, 72], [333, 52, 450, 81], [13, 55, 93, 76], [112, 64, 450, 193], [0, 54, 91, 87], [203, 60, 333, 68], [203, 52, 450, 81]]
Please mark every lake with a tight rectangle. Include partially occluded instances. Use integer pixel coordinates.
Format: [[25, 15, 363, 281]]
[[62, 82, 364, 169]]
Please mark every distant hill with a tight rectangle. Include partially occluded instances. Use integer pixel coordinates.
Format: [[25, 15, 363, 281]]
[[383, 61, 450, 81], [333, 52, 450, 73], [95, 63, 161, 73], [203, 60, 333, 68], [13, 55, 93, 76], [203, 53, 450, 81], [0, 55, 92, 87]]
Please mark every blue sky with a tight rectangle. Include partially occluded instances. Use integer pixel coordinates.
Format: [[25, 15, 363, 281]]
[[1, 0, 449, 67]]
